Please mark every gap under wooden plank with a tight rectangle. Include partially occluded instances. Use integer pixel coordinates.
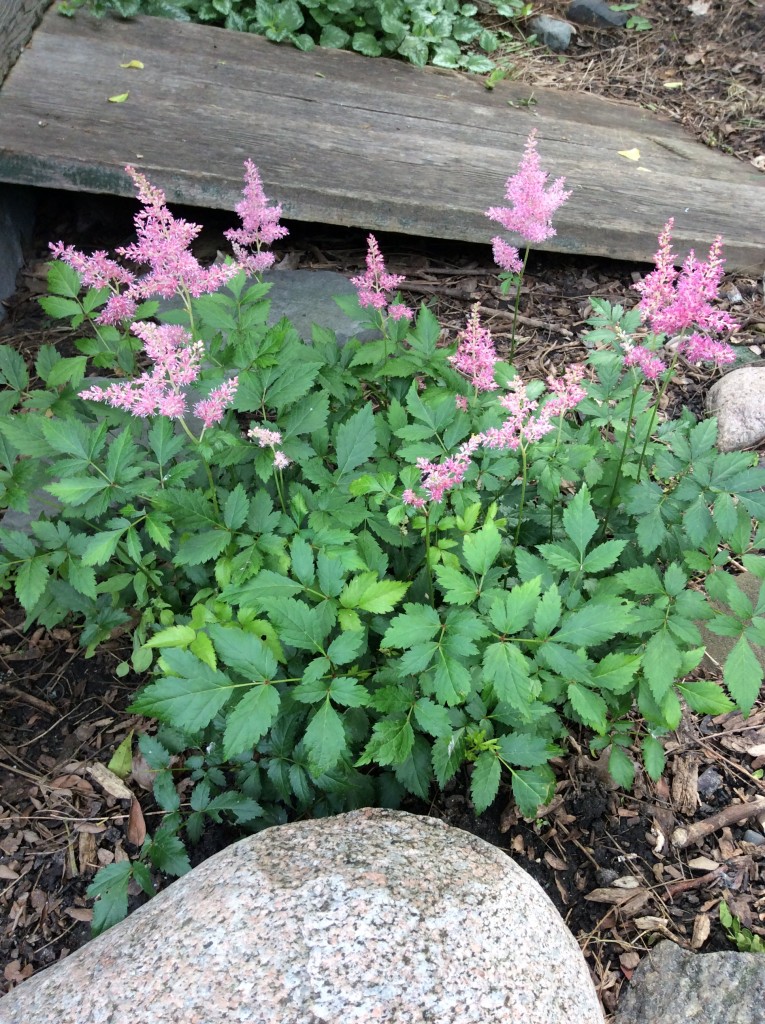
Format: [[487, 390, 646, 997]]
[[0, 7, 762, 270]]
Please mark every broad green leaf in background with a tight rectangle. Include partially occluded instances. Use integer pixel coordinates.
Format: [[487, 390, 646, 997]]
[[470, 751, 501, 814]]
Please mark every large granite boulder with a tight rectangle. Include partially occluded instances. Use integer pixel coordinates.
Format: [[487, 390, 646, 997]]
[[614, 939, 765, 1024], [0, 808, 604, 1024], [706, 365, 765, 452]]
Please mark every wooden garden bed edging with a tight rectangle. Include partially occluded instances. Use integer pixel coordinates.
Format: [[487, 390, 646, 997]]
[[0, 5, 763, 270]]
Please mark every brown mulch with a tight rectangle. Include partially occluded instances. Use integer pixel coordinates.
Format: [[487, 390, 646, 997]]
[[2, 1, 765, 1017]]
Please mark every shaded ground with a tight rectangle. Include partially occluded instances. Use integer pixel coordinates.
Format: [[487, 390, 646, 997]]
[[1, 0, 765, 1017]]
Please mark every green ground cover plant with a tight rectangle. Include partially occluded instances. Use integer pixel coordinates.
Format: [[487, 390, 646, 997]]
[[1, 135, 763, 933], [59, 0, 532, 70]]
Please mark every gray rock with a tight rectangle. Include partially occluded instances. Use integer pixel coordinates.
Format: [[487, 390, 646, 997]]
[[696, 766, 724, 798], [614, 939, 765, 1024], [567, 0, 629, 28], [0, 186, 35, 320], [706, 366, 765, 452], [530, 14, 575, 52], [263, 267, 372, 346], [0, 808, 605, 1024], [743, 828, 765, 846]]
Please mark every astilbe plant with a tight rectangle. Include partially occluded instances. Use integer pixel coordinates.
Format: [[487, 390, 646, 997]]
[[1, 137, 763, 935]]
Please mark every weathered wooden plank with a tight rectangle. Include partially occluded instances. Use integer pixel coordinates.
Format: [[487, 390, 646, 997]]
[[0, 0, 52, 83], [0, 8, 762, 270]]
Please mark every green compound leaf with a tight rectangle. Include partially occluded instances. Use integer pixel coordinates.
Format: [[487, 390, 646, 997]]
[[642, 629, 682, 703], [413, 697, 452, 738], [497, 732, 552, 768], [223, 684, 281, 758], [207, 625, 278, 679], [582, 539, 627, 574], [608, 745, 635, 790], [470, 751, 501, 814], [533, 584, 562, 637], [359, 716, 415, 767], [554, 599, 633, 647], [676, 680, 735, 716], [15, 556, 49, 610], [434, 564, 478, 605], [223, 484, 249, 531], [433, 650, 472, 706]]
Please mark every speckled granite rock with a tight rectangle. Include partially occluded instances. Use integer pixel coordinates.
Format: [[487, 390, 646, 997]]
[[614, 939, 765, 1024], [706, 365, 765, 452], [0, 808, 604, 1024]]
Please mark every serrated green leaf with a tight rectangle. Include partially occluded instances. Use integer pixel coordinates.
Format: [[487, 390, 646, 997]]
[[618, 565, 663, 595], [382, 604, 441, 649], [146, 827, 190, 876], [483, 642, 534, 711], [82, 526, 128, 566], [511, 765, 554, 817], [582, 539, 626, 573], [641, 735, 665, 781], [45, 477, 109, 506], [173, 530, 230, 567], [67, 559, 97, 599], [290, 535, 315, 587], [433, 650, 472, 706], [145, 512, 172, 550], [563, 484, 597, 556], [335, 403, 376, 480], [533, 584, 562, 637], [223, 484, 249, 531], [107, 730, 133, 780], [723, 636, 763, 715], [144, 625, 196, 649], [608, 745, 635, 789], [223, 570, 304, 604], [636, 507, 666, 555], [643, 630, 682, 702], [471, 751, 501, 814], [567, 683, 608, 734], [128, 650, 232, 732], [326, 630, 364, 666], [675, 680, 733, 715], [189, 630, 217, 670], [591, 652, 642, 694], [434, 564, 478, 605], [207, 624, 278, 679], [15, 556, 49, 610], [463, 521, 501, 576], [413, 697, 452, 737], [535, 542, 581, 572], [223, 684, 280, 758], [87, 862, 132, 936], [555, 599, 632, 646], [339, 572, 408, 614], [498, 732, 551, 768], [488, 577, 541, 634], [305, 701, 347, 775]]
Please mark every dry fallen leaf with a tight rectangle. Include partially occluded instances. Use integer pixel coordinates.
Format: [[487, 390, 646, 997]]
[[687, 855, 720, 872], [86, 762, 134, 801], [127, 797, 147, 846], [0, 864, 19, 881], [687, 0, 711, 14], [64, 906, 93, 922], [618, 148, 640, 161], [691, 913, 711, 949]]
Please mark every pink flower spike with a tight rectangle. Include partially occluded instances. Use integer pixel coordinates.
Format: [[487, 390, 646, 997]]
[[491, 238, 523, 275], [416, 436, 481, 503], [486, 129, 571, 246], [449, 304, 499, 392], [247, 425, 283, 448], [273, 451, 292, 469], [678, 332, 736, 367], [402, 489, 426, 509], [225, 160, 289, 275], [544, 363, 587, 417], [455, 395, 468, 412], [623, 345, 667, 381], [193, 377, 238, 429], [350, 235, 410, 319]]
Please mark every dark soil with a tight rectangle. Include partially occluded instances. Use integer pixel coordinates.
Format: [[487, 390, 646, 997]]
[[1, 1, 765, 1017]]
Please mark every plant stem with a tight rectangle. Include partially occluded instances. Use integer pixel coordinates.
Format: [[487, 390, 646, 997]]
[[636, 353, 678, 483], [600, 381, 640, 539], [511, 443, 528, 556], [509, 245, 530, 362], [178, 416, 220, 518], [423, 512, 435, 607], [274, 466, 287, 516]]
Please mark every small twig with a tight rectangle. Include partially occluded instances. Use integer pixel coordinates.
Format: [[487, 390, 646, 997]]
[[0, 682, 57, 716], [672, 796, 765, 849], [663, 867, 724, 901]]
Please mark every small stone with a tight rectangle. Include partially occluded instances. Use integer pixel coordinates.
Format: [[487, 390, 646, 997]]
[[697, 767, 724, 797], [614, 939, 765, 1024], [0, 809, 605, 1024], [706, 366, 765, 452], [743, 829, 765, 846], [567, 0, 629, 28], [530, 14, 575, 52], [596, 867, 619, 886]]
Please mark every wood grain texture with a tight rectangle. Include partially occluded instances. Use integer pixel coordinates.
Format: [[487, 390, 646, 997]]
[[0, 0, 52, 83], [0, 8, 762, 269]]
